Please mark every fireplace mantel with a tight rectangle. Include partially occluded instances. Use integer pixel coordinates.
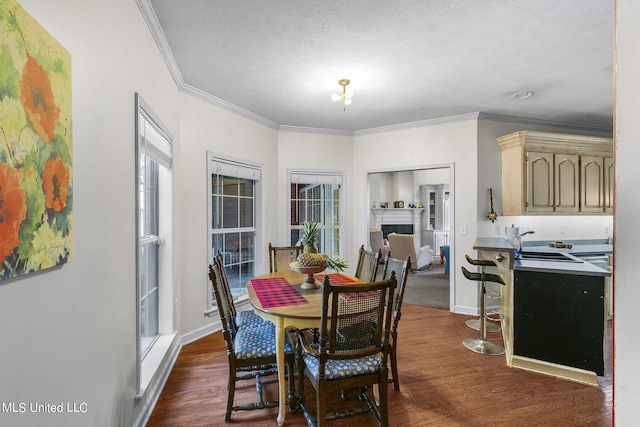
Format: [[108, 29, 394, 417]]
[[372, 208, 425, 232]]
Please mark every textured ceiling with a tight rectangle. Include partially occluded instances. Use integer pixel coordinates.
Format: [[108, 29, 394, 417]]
[[144, 0, 614, 133]]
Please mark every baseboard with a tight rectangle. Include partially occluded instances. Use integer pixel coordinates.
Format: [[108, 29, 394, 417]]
[[180, 320, 221, 346], [452, 304, 478, 316], [511, 355, 598, 386]]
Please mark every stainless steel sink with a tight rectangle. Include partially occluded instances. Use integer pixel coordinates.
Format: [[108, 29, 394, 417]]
[[519, 252, 580, 262]]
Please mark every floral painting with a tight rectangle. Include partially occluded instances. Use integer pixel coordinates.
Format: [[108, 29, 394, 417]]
[[0, 0, 72, 280]]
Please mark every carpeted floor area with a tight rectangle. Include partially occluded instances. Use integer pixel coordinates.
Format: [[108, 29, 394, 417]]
[[378, 261, 450, 309]]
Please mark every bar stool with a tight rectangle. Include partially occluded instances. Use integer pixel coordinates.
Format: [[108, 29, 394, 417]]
[[461, 262, 506, 355], [464, 255, 501, 333]]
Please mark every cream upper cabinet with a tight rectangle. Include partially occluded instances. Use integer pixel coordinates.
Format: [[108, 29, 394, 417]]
[[604, 156, 614, 213], [581, 155, 606, 213], [498, 131, 613, 215]]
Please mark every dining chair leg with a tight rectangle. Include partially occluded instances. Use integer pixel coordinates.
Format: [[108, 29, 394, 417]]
[[225, 370, 235, 422], [390, 336, 399, 391], [316, 382, 327, 427]]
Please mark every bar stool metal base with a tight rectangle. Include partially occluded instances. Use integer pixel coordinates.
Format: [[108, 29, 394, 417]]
[[462, 337, 505, 355], [465, 318, 501, 332]]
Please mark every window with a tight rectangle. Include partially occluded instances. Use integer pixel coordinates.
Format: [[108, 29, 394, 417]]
[[208, 155, 261, 308], [289, 171, 344, 256], [135, 94, 174, 393]]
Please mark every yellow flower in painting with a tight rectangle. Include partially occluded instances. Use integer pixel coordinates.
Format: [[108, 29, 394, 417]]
[[42, 154, 69, 212], [0, 163, 27, 263], [19, 55, 60, 143]]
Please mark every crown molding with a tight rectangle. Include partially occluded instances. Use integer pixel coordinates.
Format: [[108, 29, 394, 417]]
[[180, 84, 280, 130], [354, 113, 481, 136], [477, 112, 613, 134], [277, 125, 354, 137], [137, 0, 184, 87]]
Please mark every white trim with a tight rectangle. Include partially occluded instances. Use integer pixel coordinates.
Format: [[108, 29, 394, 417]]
[[180, 321, 220, 347], [364, 163, 456, 312], [206, 153, 263, 312], [136, 0, 184, 88]]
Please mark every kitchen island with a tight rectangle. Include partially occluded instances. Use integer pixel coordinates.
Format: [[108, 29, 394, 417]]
[[472, 237, 611, 385]]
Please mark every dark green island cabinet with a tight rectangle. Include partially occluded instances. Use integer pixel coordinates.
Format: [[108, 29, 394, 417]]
[[513, 269, 605, 376]]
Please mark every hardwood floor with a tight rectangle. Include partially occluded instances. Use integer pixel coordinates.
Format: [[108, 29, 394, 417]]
[[147, 304, 612, 426]]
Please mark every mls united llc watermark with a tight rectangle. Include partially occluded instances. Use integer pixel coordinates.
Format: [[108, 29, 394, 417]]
[[3, 402, 88, 414]]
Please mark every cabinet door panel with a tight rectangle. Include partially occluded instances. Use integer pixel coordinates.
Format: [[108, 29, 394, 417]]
[[526, 152, 554, 212], [604, 157, 614, 213], [581, 155, 605, 213], [555, 154, 580, 213]]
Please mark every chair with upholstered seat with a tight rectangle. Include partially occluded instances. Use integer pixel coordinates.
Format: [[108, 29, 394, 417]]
[[296, 274, 397, 427], [209, 259, 296, 422], [269, 243, 304, 273], [381, 255, 411, 391], [386, 232, 434, 271], [354, 244, 381, 282], [369, 228, 390, 262]]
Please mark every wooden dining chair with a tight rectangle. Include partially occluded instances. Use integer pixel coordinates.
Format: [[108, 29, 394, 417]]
[[296, 274, 397, 427], [269, 243, 304, 273], [209, 261, 296, 422], [354, 244, 382, 282], [382, 255, 411, 391], [213, 252, 269, 329]]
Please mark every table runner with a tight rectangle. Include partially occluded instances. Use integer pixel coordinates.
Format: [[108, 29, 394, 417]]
[[250, 277, 308, 308], [313, 273, 358, 284]]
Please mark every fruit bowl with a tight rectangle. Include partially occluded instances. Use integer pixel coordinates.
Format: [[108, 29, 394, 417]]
[[290, 262, 325, 289]]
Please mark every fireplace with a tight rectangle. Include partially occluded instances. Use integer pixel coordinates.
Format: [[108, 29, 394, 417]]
[[371, 207, 425, 237], [381, 224, 414, 239]]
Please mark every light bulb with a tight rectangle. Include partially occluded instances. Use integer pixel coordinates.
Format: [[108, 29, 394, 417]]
[[331, 93, 340, 101]]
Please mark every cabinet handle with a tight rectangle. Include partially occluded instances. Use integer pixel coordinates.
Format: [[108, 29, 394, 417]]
[[495, 253, 505, 262]]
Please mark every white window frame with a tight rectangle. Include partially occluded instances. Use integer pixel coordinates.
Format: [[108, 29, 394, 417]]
[[206, 153, 263, 313], [135, 94, 175, 397], [288, 169, 346, 256]]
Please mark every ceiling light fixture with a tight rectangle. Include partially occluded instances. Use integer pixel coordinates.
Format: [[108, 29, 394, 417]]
[[512, 90, 534, 100], [331, 79, 353, 111]]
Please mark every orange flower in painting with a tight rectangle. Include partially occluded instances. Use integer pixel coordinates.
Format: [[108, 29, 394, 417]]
[[19, 55, 61, 143], [0, 163, 27, 263], [42, 155, 69, 212]]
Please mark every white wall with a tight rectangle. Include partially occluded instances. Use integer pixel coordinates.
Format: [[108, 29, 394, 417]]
[[177, 93, 279, 337], [614, 0, 640, 424], [353, 119, 479, 311], [276, 131, 355, 267], [0, 1, 180, 426]]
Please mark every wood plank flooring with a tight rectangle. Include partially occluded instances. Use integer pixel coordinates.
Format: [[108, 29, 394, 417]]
[[147, 304, 612, 426]]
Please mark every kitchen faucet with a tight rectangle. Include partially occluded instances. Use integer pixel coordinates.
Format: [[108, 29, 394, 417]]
[[514, 230, 535, 258]]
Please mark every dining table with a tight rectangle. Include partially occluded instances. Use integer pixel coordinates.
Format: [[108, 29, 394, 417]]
[[247, 269, 364, 426]]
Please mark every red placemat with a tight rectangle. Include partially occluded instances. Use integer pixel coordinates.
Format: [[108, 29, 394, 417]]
[[313, 273, 358, 284], [250, 277, 308, 308]]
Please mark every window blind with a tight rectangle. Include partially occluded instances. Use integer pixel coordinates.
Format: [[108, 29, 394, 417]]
[[290, 172, 343, 185], [211, 158, 261, 181], [139, 110, 172, 169]]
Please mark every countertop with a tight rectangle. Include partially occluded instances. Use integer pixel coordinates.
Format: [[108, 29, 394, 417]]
[[473, 237, 516, 252], [473, 237, 611, 277], [514, 256, 610, 277]]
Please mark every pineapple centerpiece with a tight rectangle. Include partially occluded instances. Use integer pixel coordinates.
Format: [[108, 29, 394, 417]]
[[291, 221, 348, 289]]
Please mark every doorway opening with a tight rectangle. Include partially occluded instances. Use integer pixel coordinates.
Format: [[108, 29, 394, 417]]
[[366, 163, 454, 311]]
